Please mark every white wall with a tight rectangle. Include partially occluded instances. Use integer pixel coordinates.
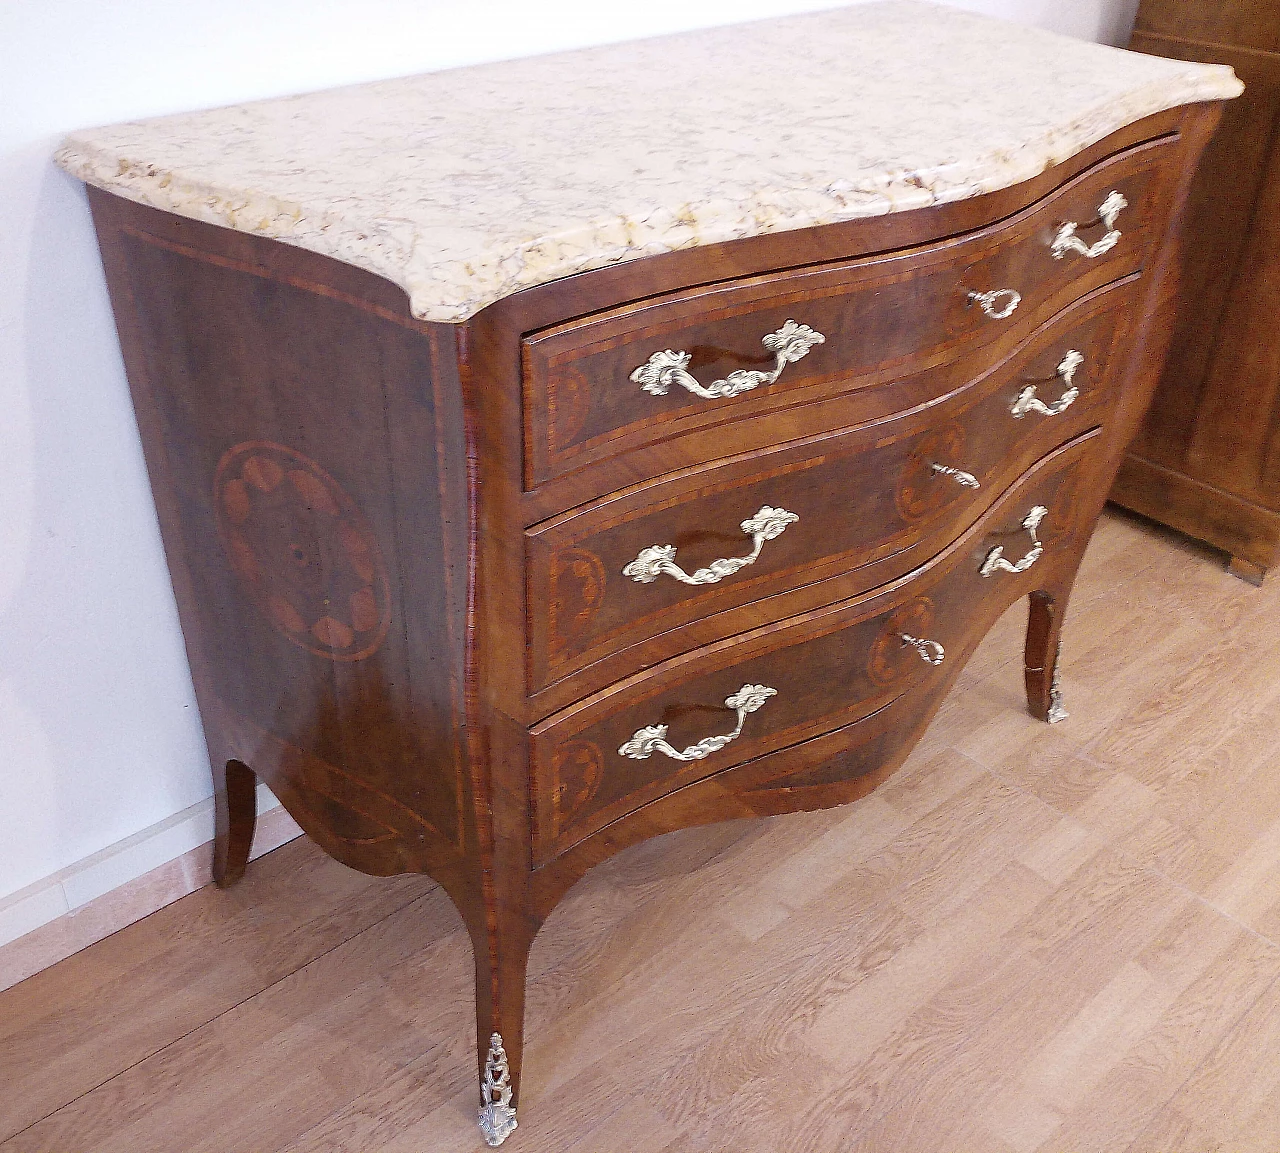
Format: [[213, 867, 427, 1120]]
[[0, 0, 1140, 906]]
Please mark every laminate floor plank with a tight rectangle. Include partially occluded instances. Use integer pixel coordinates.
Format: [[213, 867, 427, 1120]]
[[0, 838, 434, 1141], [2, 886, 473, 1153], [1124, 970, 1280, 1152], [971, 565, 1280, 942], [808, 854, 1190, 1153], [4, 508, 1280, 1152], [1044, 913, 1280, 1152]]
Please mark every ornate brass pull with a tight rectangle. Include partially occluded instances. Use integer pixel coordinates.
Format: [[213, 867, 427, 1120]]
[[1012, 349, 1083, 418], [899, 633, 945, 665], [630, 319, 825, 400], [1051, 190, 1128, 260], [980, 505, 1049, 577], [968, 288, 1021, 320], [618, 684, 777, 762], [622, 505, 798, 586], [931, 463, 981, 489]]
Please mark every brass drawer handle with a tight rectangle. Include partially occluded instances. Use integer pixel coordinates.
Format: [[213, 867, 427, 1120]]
[[630, 319, 825, 399], [618, 683, 777, 762], [1052, 190, 1128, 260], [980, 505, 1048, 577], [1012, 349, 1083, 418], [931, 463, 981, 489], [899, 633, 945, 665], [968, 288, 1021, 320], [622, 505, 798, 586]]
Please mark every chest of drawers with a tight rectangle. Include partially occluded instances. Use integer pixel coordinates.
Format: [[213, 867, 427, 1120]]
[[57, 3, 1240, 1144]]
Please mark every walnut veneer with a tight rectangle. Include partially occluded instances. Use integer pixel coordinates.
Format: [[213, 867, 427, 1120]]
[[1111, 0, 1280, 585], [83, 97, 1222, 1145]]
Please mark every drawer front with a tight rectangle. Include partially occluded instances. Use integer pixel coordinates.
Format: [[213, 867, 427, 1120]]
[[530, 428, 1099, 866], [527, 278, 1134, 696], [522, 135, 1175, 489]]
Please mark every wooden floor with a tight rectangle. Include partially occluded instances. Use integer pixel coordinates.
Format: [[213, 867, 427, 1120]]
[[4, 508, 1280, 1153]]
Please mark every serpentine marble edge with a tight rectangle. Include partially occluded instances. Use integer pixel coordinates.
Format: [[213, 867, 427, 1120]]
[[54, 0, 1242, 323]]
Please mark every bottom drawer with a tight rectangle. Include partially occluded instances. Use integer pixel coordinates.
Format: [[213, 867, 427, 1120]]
[[531, 428, 1100, 866]]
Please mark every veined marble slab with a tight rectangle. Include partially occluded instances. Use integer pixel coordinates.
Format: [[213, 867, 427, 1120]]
[[55, 1, 1241, 323]]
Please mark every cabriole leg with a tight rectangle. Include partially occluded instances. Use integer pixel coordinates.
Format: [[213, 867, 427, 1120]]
[[474, 918, 534, 1146], [213, 758, 256, 887], [1025, 589, 1070, 724]]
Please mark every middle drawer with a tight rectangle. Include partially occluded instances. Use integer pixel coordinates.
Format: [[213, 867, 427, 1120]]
[[526, 277, 1135, 701]]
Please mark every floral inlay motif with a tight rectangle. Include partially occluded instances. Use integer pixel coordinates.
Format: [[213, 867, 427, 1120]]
[[213, 441, 391, 662]]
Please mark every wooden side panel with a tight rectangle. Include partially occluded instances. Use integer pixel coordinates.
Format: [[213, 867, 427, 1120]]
[[1134, 0, 1280, 53], [1115, 21, 1280, 573], [1125, 36, 1280, 469], [89, 194, 472, 881], [1188, 126, 1280, 498]]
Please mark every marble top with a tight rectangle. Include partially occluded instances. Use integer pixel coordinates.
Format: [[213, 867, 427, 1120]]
[[56, 1, 1241, 323]]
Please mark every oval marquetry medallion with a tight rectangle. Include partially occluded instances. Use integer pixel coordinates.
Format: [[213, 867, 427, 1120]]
[[1045, 468, 1081, 546], [213, 441, 391, 662], [896, 423, 968, 523], [868, 596, 938, 686], [552, 740, 605, 833], [549, 547, 607, 649], [548, 364, 593, 449]]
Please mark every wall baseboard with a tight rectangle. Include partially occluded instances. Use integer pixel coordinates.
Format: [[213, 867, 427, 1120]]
[[0, 786, 302, 992]]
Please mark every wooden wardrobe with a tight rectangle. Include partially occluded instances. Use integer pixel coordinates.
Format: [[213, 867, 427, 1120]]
[[1111, 0, 1280, 584]]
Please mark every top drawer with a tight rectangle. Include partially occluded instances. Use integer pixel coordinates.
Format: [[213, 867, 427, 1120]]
[[522, 134, 1178, 490]]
